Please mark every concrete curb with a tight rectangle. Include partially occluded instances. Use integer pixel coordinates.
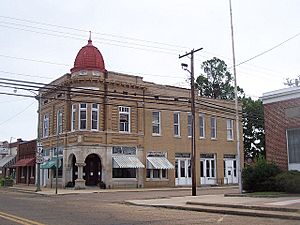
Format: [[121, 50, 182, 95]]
[[7, 185, 237, 196], [186, 201, 300, 213], [126, 201, 300, 221]]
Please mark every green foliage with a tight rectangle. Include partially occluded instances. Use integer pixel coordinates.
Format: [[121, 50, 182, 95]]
[[196, 57, 265, 161], [0, 177, 14, 187], [196, 57, 244, 100], [274, 171, 300, 193], [242, 97, 265, 160], [242, 157, 281, 192]]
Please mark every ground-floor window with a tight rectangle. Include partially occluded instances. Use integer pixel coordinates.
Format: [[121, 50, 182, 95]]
[[287, 128, 300, 164], [53, 168, 63, 178], [146, 169, 167, 179], [112, 168, 136, 178]]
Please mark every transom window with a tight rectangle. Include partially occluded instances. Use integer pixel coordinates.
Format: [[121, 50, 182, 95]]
[[91, 103, 99, 130], [152, 111, 161, 135], [119, 106, 130, 132], [174, 112, 180, 137], [79, 103, 87, 130], [227, 119, 234, 140], [112, 146, 136, 155]]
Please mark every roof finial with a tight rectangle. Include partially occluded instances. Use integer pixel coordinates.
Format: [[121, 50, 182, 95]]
[[88, 31, 92, 44]]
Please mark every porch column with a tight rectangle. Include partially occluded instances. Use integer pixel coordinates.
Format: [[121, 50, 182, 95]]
[[26, 166, 29, 185], [74, 162, 86, 189]]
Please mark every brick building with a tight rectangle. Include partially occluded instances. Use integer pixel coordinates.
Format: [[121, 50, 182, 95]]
[[14, 140, 36, 185], [262, 86, 300, 171], [39, 37, 243, 189]]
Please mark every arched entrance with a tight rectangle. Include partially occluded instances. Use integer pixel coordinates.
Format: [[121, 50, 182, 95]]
[[84, 154, 101, 186]]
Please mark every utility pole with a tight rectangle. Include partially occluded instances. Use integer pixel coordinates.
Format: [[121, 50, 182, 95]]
[[179, 48, 203, 196], [35, 93, 42, 192], [229, 0, 242, 194]]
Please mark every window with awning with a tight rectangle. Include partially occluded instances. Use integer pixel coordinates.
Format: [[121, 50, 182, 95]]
[[147, 157, 174, 170], [146, 156, 174, 180], [112, 155, 144, 179], [40, 156, 62, 169], [112, 155, 144, 169], [13, 158, 35, 167], [0, 155, 16, 168]]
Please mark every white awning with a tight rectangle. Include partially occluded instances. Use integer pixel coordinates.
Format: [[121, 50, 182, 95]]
[[112, 155, 145, 168], [0, 155, 16, 168], [147, 157, 174, 169]]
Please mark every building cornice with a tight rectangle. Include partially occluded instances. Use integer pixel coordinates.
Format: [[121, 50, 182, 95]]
[[261, 86, 300, 104]]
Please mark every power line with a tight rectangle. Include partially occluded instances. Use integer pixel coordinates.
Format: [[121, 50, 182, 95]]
[[0, 15, 294, 80], [0, 15, 189, 50], [0, 100, 35, 126], [0, 78, 264, 121], [234, 32, 300, 67]]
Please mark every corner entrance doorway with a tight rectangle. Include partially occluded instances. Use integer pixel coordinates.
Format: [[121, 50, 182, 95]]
[[84, 154, 101, 186]]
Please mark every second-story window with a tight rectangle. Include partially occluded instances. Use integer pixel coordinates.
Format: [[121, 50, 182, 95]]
[[199, 114, 205, 138], [91, 103, 99, 130], [57, 109, 63, 134], [211, 116, 217, 139], [152, 111, 161, 135], [119, 106, 130, 132], [79, 103, 87, 130], [71, 104, 76, 131], [188, 113, 192, 137], [43, 114, 49, 137], [174, 112, 180, 137], [227, 119, 234, 140]]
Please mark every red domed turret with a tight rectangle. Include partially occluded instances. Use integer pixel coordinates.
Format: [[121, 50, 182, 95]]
[[71, 35, 105, 73]]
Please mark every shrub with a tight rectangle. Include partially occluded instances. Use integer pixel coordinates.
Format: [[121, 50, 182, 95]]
[[242, 157, 281, 192], [275, 170, 300, 193]]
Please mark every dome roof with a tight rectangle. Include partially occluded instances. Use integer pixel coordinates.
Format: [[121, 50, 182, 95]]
[[71, 39, 105, 73]]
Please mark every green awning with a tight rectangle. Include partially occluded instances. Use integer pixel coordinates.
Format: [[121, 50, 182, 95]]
[[40, 157, 62, 169]]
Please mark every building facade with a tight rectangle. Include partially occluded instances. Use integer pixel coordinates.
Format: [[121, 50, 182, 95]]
[[262, 86, 300, 171], [14, 140, 36, 185], [39, 38, 243, 189], [0, 139, 20, 178]]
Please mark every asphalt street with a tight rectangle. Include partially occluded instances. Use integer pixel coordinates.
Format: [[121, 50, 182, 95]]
[[0, 187, 298, 225]]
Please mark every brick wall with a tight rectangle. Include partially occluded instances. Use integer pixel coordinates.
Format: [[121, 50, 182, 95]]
[[264, 97, 300, 170]]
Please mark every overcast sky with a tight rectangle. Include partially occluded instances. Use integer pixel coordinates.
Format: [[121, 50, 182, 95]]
[[0, 0, 299, 142]]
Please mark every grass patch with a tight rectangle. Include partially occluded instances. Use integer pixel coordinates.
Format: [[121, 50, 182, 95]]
[[245, 192, 300, 198]]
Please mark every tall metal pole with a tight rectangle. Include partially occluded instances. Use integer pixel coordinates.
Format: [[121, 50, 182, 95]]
[[179, 47, 203, 196], [35, 93, 41, 192], [55, 132, 59, 195], [229, 0, 242, 194]]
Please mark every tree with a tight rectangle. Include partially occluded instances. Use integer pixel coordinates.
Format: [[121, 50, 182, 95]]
[[196, 57, 244, 99], [196, 57, 265, 161], [242, 97, 265, 160]]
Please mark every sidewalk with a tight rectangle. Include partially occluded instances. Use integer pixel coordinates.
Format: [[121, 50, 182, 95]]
[[126, 194, 300, 221], [7, 184, 236, 195]]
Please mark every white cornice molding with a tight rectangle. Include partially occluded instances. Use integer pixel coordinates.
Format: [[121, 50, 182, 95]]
[[261, 86, 300, 104]]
